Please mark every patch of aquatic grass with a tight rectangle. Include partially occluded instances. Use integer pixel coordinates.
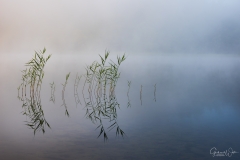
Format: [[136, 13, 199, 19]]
[[84, 51, 126, 99], [83, 51, 126, 141], [19, 48, 51, 98], [18, 48, 52, 134]]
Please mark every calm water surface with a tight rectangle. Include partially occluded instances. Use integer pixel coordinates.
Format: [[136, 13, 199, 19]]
[[0, 53, 240, 160]]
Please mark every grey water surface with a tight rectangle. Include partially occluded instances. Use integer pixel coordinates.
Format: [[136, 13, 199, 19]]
[[1, 53, 240, 160]]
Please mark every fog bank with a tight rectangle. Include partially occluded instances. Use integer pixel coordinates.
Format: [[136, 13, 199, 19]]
[[1, 0, 240, 54]]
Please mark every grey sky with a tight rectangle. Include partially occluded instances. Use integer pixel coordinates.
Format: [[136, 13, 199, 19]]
[[1, 0, 240, 54]]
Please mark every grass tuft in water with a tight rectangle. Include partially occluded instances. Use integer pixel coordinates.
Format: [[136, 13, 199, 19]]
[[18, 48, 52, 135], [83, 51, 126, 141]]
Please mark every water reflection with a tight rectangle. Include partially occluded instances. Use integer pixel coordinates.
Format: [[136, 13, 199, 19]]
[[74, 73, 82, 107], [19, 88, 51, 135], [140, 85, 143, 105], [17, 50, 162, 141], [17, 50, 127, 140], [11, 53, 240, 159], [82, 88, 125, 141], [154, 83, 156, 102], [49, 81, 55, 103], [127, 81, 131, 108]]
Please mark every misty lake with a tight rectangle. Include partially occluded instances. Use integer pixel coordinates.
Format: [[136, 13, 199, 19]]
[[1, 52, 240, 160]]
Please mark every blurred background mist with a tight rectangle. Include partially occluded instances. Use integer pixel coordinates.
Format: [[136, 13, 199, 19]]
[[1, 0, 240, 54]]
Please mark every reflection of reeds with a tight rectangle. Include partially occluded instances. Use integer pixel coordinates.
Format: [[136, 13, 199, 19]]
[[83, 51, 126, 141], [127, 81, 131, 95], [21, 93, 51, 135], [50, 81, 55, 103], [140, 85, 143, 105], [127, 81, 131, 108], [18, 49, 129, 138], [154, 83, 156, 102], [74, 73, 82, 107], [17, 84, 23, 100], [61, 72, 70, 117], [84, 92, 125, 141]]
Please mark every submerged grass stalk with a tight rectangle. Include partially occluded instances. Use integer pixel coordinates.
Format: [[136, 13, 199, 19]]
[[74, 73, 82, 107], [61, 72, 71, 117]]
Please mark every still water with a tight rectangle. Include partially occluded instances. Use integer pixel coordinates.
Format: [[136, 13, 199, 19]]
[[0, 53, 240, 160]]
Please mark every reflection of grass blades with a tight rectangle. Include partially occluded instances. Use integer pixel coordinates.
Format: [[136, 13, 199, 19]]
[[83, 51, 126, 141], [61, 72, 71, 117], [25, 103, 51, 135], [140, 85, 143, 105], [87, 94, 125, 142], [74, 73, 82, 107], [21, 92, 51, 135], [127, 81, 131, 108], [50, 81, 55, 103], [154, 83, 156, 102], [127, 81, 131, 91], [96, 124, 108, 142]]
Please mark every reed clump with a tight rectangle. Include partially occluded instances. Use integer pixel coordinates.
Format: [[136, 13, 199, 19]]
[[83, 51, 126, 141], [18, 48, 52, 134], [19, 48, 51, 98]]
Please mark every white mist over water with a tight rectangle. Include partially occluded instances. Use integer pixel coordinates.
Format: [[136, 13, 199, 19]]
[[1, 0, 240, 54]]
